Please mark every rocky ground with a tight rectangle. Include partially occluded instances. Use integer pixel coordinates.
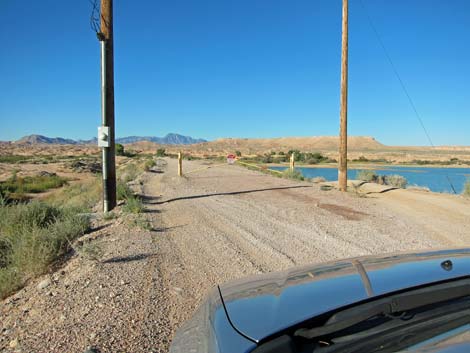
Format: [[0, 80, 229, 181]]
[[1, 158, 468, 353]]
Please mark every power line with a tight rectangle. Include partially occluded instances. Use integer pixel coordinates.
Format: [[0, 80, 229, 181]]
[[359, 0, 457, 194]]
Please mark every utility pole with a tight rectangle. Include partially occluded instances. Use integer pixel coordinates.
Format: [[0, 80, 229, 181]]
[[98, 0, 116, 212], [338, 0, 348, 192]]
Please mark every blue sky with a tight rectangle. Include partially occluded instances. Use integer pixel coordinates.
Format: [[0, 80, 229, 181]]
[[0, 0, 469, 146]]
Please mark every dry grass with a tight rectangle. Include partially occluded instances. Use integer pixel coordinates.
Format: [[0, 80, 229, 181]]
[[0, 172, 69, 201], [46, 177, 101, 211], [0, 201, 90, 298]]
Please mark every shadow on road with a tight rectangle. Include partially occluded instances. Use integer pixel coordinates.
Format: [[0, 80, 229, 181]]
[[102, 253, 157, 264], [151, 224, 187, 232], [136, 194, 161, 205], [85, 223, 112, 234], [157, 185, 312, 204]]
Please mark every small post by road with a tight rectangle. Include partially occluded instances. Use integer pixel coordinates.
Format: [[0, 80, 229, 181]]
[[178, 152, 183, 176], [290, 152, 295, 172], [338, 0, 349, 192], [98, 0, 116, 211]]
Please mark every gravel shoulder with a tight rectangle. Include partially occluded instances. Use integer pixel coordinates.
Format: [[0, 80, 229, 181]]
[[1, 158, 468, 353]]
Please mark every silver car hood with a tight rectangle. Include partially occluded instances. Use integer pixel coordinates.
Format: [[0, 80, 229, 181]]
[[219, 248, 470, 342]]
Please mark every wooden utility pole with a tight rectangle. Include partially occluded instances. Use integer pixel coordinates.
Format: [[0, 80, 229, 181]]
[[99, 0, 116, 211], [338, 0, 349, 192], [178, 152, 183, 176], [290, 152, 295, 172]]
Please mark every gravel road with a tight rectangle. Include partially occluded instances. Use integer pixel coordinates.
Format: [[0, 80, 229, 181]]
[[1, 158, 466, 353]]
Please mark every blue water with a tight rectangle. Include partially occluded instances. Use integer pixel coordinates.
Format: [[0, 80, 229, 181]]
[[269, 166, 470, 194]]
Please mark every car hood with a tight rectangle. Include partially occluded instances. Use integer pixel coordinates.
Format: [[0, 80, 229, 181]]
[[219, 248, 470, 342]]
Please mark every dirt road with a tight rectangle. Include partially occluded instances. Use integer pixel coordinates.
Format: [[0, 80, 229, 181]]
[[146, 159, 468, 351], [1, 158, 468, 353]]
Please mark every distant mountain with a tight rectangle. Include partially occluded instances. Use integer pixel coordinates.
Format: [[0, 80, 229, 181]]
[[13, 133, 207, 145], [16, 134, 78, 145], [116, 133, 207, 145]]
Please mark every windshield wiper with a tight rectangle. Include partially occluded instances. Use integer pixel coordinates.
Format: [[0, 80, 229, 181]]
[[295, 278, 470, 340]]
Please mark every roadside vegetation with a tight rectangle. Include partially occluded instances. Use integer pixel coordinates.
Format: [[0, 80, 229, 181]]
[[356, 170, 408, 189], [243, 150, 336, 165], [0, 171, 69, 203], [0, 154, 100, 165], [0, 151, 160, 299], [115, 143, 137, 157], [463, 179, 470, 197], [281, 169, 304, 181], [0, 174, 103, 299], [0, 199, 90, 299], [351, 156, 390, 163], [408, 158, 469, 166], [156, 148, 166, 157]]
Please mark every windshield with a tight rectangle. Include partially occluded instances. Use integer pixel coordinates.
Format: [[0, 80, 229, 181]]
[[285, 279, 470, 353]]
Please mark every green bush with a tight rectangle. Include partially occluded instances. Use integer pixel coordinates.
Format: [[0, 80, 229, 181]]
[[0, 173, 68, 195], [117, 182, 134, 201], [282, 169, 304, 181], [122, 196, 144, 214], [144, 159, 157, 171], [353, 156, 369, 162], [385, 175, 408, 188], [116, 143, 125, 156], [235, 151, 242, 157], [356, 170, 378, 182], [0, 201, 89, 298], [0, 155, 31, 164], [156, 148, 166, 157], [356, 170, 407, 188]]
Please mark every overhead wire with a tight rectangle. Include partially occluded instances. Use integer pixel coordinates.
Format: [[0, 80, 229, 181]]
[[358, 0, 457, 194]]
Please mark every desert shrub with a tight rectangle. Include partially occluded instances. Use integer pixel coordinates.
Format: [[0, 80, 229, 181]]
[[47, 178, 101, 211], [463, 179, 470, 197], [144, 159, 157, 171], [353, 156, 369, 162], [116, 143, 125, 156], [356, 170, 378, 182], [0, 173, 68, 195], [282, 169, 304, 181], [272, 156, 288, 163], [103, 211, 116, 220], [119, 163, 139, 182], [288, 150, 302, 162], [117, 181, 134, 201], [0, 155, 31, 164], [122, 195, 144, 214], [356, 170, 407, 188], [385, 175, 408, 188], [260, 154, 273, 163], [129, 215, 152, 230], [0, 201, 89, 298], [156, 148, 166, 157], [235, 151, 242, 157]]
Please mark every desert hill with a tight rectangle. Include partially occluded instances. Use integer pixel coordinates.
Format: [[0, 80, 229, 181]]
[[11, 133, 206, 146]]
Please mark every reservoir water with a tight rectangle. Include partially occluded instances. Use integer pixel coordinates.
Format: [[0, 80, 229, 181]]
[[269, 166, 470, 194]]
